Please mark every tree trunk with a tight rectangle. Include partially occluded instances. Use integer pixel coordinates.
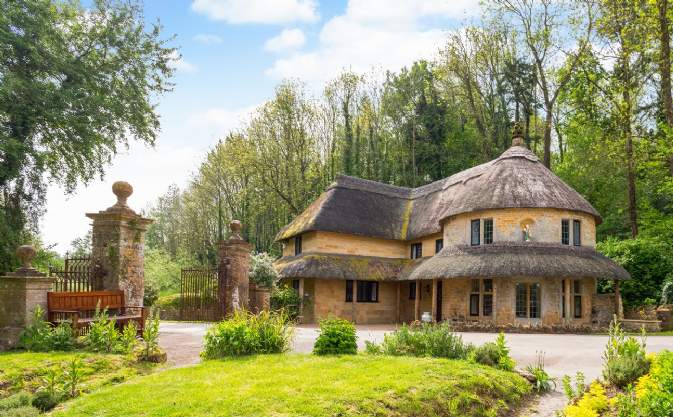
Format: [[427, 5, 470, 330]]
[[623, 58, 638, 237], [659, 0, 673, 175], [543, 107, 553, 168]]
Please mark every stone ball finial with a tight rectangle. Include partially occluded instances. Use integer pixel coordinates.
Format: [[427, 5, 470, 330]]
[[230, 220, 243, 239], [16, 245, 36, 270], [511, 121, 525, 147], [112, 181, 133, 208]]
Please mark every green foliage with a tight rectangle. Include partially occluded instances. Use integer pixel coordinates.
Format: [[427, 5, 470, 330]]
[[201, 310, 293, 359], [525, 352, 555, 393], [0, 0, 174, 271], [564, 382, 609, 417], [270, 285, 302, 320], [312, 317, 357, 355], [638, 350, 673, 417], [249, 252, 278, 287], [19, 306, 73, 352], [602, 319, 650, 387], [31, 390, 58, 412], [62, 358, 84, 398], [662, 278, 673, 305], [1, 406, 40, 417], [143, 281, 160, 307], [144, 248, 185, 295], [140, 310, 161, 361], [468, 333, 515, 371], [84, 306, 121, 353], [597, 237, 673, 308], [0, 392, 32, 411], [369, 322, 471, 359], [120, 322, 139, 355], [562, 371, 586, 402]]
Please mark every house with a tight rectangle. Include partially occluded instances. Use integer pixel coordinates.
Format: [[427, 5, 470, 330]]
[[274, 128, 630, 327]]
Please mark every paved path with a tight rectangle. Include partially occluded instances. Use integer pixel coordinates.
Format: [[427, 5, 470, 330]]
[[159, 322, 673, 415]]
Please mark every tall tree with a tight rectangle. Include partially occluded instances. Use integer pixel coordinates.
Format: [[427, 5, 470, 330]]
[[0, 0, 174, 270]]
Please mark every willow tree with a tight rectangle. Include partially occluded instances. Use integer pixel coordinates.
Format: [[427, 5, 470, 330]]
[[0, 0, 175, 270]]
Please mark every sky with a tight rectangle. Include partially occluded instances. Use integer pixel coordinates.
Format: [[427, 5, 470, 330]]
[[41, 0, 482, 253]]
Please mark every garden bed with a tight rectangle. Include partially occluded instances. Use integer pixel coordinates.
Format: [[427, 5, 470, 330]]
[[53, 354, 531, 417]]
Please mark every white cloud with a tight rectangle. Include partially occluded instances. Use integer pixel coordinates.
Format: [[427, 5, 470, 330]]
[[191, 0, 318, 24], [169, 51, 198, 73], [264, 28, 306, 52], [193, 33, 223, 44], [188, 105, 258, 138], [265, 0, 481, 86]]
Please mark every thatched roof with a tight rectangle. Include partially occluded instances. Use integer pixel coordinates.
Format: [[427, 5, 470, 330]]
[[274, 253, 426, 282], [406, 242, 630, 281], [276, 145, 601, 242]]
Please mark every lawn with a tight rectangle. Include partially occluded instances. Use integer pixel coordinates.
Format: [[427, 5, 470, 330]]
[[53, 354, 531, 417], [0, 351, 157, 411]]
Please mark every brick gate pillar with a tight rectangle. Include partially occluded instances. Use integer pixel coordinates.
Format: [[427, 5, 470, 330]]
[[0, 245, 55, 350], [218, 220, 251, 313], [86, 181, 153, 307]]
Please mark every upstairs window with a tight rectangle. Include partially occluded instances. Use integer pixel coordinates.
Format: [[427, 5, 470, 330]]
[[484, 219, 494, 244], [471, 219, 481, 246], [410, 243, 423, 259], [357, 281, 379, 303], [294, 235, 302, 255], [561, 220, 570, 245], [408, 282, 417, 300], [435, 238, 444, 253], [573, 220, 582, 246]]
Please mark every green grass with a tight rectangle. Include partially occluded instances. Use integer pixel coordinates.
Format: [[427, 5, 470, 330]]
[[54, 354, 531, 417], [0, 351, 157, 399]]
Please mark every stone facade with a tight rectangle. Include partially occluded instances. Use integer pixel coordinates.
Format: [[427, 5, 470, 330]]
[[218, 220, 252, 313], [86, 182, 152, 307]]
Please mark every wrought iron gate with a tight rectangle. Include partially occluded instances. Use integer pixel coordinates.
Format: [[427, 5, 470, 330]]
[[49, 255, 100, 292], [179, 260, 229, 321]]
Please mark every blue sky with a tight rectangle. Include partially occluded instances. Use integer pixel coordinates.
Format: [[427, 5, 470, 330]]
[[42, 0, 481, 253]]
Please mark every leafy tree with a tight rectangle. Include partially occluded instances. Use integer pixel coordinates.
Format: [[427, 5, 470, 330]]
[[0, 0, 174, 271]]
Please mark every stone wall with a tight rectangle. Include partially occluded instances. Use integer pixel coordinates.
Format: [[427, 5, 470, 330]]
[[307, 279, 398, 324], [406, 233, 444, 258], [282, 231, 407, 258], [443, 208, 597, 247]]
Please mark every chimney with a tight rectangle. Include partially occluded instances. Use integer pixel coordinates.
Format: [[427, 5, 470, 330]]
[[511, 121, 525, 147]]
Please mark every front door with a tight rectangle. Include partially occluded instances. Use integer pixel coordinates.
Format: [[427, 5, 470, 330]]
[[435, 280, 443, 321]]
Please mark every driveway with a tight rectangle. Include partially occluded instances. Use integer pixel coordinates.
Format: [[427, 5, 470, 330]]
[[159, 321, 673, 381]]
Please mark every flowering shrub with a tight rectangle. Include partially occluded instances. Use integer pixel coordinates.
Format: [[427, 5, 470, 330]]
[[564, 382, 608, 417]]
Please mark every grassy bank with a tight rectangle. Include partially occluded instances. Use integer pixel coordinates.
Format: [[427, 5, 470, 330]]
[[54, 354, 531, 417]]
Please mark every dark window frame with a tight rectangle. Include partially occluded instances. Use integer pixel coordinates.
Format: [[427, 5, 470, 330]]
[[561, 279, 567, 319], [409, 281, 417, 300], [471, 219, 481, 246], [294, 235, 303, 255], [561, 219, 570, 245], [484, 219, 494, 244], [469, 294, 480, 316], [573, 279, 582, 318], [345, 280, 353, 302], [356, 280, 379, 303], [410, 243, 423, 259], [573, 220, 581, 246], [292, 279, 300, 292], [435, 238, 444, 253], [483, 278, 493, 316]]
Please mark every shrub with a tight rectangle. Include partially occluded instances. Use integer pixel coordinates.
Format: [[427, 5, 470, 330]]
[[372, 322, 471, 359], [313, 317, 357, 355], [637, 350, 673, 417], [140, 310, 164, 362], [120, 322, 139, 354], [201, 310, 293, 359], [525, 352, 555, 393], [470, 333, 515, 371], [19, 306, 74, 351], [31, 391, 58, 412], [84, 305, 121, 353], [0, 392, 32, 411], [562, 371, 586, 402], [250, 252, 277, 288], [597, 237, 673, 308], [662, 278, 673, 305], [1, 406, 40, 417], [62, 358, 84, 398], [602, 319, 650, 387], [564, 382, 608, 417], [143, 281, 160, 307], [270, 286, 302, 320]]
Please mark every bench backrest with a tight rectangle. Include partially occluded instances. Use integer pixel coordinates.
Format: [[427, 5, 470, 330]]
[[48, 290, 125, 312]]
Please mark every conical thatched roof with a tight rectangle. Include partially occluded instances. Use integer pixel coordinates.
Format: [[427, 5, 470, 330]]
[[406, 242, 630, 281], [276, 145, 600, 242]]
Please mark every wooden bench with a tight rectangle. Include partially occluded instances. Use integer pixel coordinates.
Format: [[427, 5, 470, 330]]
[[48, 290, 147, 335]]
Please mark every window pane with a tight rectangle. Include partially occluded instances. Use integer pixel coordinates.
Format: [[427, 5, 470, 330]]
[[435, 239, 444, 253], [573, 279, 581, 294], [483, 279, 493, 293], [470, 279, 480, 293], [470, 294, 480, 316], [294, 235, 302, 255], [411, 243, 422, 259], [484, 219, 493, 244], [530, 283, 540, 318], [356, 281, 378, 303], [562, 220, 570, 245], [471, 219, 480, 246], [574, 295, 582, 318], [561, 280, 567, 319], [516, 283, 527, 318], [573, 220, 581, 246], [483, 294, 493, 316], [292, 279, 300, 291], [345, 280, 353, 302], [372, 282, 378, 302], [409, 282, 416, 300]]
